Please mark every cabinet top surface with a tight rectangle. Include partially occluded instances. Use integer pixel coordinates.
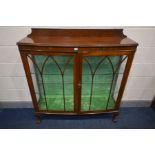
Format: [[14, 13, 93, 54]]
[[17, 28, 138, 47]]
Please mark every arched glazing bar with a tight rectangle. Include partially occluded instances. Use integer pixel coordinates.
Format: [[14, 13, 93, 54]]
[[28, 55, 73, 111], [106, 56, 128, 109], [105, 57, 115, 109], [50, 56, 73, 111], [83, 55, 128, 111], [83, 56, 108, 110], [27, 55, 49, 110]]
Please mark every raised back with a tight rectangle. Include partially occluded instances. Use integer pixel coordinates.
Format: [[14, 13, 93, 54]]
[[17, 28, 138, 47], [28, 28, 125, 37]]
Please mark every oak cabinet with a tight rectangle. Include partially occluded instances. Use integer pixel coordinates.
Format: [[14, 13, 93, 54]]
[[17, 28, 138, 123]]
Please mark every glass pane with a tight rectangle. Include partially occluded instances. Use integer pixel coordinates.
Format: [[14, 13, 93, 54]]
[[81, 55, 127, 111], [28, 55, 74, 111]]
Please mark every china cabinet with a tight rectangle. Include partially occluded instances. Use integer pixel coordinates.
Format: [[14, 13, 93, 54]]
[[17, 28, 138, 123]]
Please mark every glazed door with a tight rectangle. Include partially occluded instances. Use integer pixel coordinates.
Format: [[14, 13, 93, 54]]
[[26, 53, 76, 112], [79, 52, 128, 112], [23, 50, 129, 114]]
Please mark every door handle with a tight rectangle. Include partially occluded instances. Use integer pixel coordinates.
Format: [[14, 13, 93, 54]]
[[77, 83, 81, 87]]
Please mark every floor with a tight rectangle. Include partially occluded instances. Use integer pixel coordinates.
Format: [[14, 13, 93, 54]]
[[0, 107, 155, 129]]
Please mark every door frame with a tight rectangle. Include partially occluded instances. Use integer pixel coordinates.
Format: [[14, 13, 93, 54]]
[[19, 47, 136, 115], [77, 49, 136, 114], [20, 49, 78, 114]]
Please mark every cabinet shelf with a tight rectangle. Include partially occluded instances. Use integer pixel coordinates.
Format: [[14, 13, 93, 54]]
[[38, 95, 115, 111]]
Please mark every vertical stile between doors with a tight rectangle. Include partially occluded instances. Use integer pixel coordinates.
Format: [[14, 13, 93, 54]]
[[73, 53, 79, 113], [76, 53, 83, 113]]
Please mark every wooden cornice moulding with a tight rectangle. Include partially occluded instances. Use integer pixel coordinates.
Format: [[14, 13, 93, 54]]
[[17, 28, 138, 48]]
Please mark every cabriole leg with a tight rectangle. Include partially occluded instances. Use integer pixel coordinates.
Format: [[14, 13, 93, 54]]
[[112, 112, 119, 123], [35, 114, 42, 124]]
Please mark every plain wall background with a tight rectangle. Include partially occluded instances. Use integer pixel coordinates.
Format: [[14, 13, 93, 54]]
[[0, 27, 155, 105]]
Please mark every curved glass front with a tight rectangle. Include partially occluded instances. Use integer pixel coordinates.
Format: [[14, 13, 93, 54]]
[[28, 55, 74, 111], [81, 55, 127, 111]]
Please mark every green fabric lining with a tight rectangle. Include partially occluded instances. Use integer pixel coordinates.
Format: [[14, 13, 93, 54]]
[[31, 55, 122, 111]]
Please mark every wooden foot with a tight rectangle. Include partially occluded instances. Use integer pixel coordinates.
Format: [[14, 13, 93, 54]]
[[112, 112, 119, 123], [151, 97, 155, 111], [35, 115, 41, 124]]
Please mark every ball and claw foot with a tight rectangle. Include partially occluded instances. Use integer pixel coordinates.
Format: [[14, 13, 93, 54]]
[[35, 115, 41, 124], [112, 112, 119, 123]]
